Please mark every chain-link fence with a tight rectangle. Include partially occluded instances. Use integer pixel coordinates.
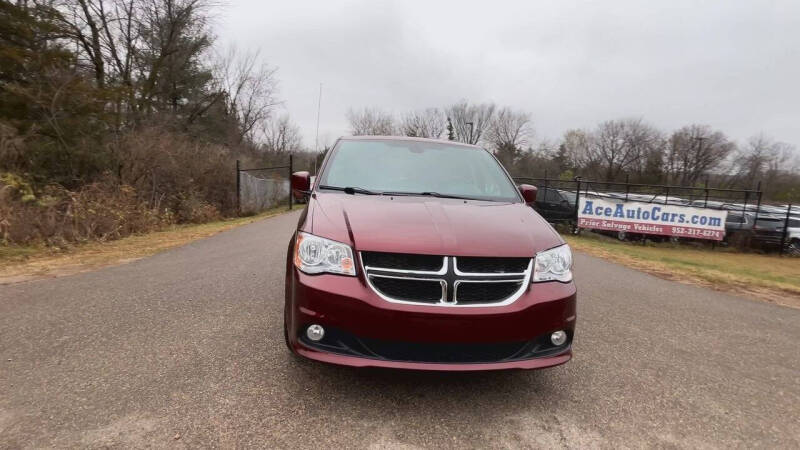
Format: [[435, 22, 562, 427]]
[[512, 174, 798, 255], [236, 157, 293, 215]]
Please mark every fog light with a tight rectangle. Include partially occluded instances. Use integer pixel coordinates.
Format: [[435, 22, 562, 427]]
[[306, 324, 325, 342], [550, 330, 567, 346]]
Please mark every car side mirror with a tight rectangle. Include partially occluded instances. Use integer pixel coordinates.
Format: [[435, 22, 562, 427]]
[[518, 184, 537, 205], [291, 171, 311, 198]]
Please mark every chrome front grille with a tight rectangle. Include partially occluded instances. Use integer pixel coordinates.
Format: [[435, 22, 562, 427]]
[[360, 252, 531, 307]]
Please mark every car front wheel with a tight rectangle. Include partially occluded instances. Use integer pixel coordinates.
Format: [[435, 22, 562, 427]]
[[787, 239, 800, 256]]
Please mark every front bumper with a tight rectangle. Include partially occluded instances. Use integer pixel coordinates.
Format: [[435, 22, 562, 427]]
[[286, 268, 577, 371]]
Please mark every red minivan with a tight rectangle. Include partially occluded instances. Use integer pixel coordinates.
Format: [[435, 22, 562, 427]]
[[284, 136, 576, 371]]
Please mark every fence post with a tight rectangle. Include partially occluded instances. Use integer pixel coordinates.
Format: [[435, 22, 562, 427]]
[[288, 154, 293, 211], [235, 159, 240, 215], [780, 204, 792, 256], [544, 170, 548, 201], [624, 174, 630, 202], [573, 177, 582, 234], [742, 191, 749, 218], [704, 178, 709, 208], [753, 181, 762, 224]]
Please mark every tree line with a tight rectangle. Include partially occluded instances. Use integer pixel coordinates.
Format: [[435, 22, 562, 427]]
[[0, 0, 307, 245], [345, 104, 800, 202]]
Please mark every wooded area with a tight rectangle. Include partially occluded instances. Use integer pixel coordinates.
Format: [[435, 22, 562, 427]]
[[0, 0, 311, 245]]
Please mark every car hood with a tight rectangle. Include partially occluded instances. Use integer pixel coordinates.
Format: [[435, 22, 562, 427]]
[[306, 192, 563, 257]]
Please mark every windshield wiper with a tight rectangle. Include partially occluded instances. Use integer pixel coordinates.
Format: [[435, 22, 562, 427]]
[[317, 185, 381, 195], [382, 191, 482, 201]]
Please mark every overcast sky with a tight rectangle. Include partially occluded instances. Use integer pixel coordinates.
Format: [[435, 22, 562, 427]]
[[217, 0, 800, 150]]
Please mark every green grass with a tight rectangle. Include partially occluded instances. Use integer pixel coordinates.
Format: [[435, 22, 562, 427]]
[[0, 245, 38, 262], [564, 232, 800, 306]]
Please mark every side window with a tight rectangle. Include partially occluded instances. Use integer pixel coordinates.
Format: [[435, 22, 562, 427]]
[[544, 189, 561, 203], [727, 214, 743, 224]]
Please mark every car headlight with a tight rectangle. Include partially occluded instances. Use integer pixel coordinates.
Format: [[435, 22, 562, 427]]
[[293, 231, 356, 276], [533, 244, 573, 282]]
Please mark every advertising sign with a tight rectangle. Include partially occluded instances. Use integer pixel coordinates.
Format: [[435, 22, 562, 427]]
[[578, 197, 728, 241]]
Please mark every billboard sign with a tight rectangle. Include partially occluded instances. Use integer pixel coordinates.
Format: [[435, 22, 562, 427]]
[[578, 197, 728, 241]]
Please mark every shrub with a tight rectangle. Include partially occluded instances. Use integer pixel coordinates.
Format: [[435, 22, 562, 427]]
[[0, 173, 172, 246]]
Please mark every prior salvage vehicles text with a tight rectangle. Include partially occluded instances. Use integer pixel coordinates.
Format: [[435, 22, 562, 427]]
[[578, 198, 728, 241]]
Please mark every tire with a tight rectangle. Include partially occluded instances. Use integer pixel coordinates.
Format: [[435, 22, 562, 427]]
[[617, 230, 627, 241], [787, 239, 800, 256]]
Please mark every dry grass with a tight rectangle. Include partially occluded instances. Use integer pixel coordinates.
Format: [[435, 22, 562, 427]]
[[565, 233, 800, 309], [0, 205, 300, 284]]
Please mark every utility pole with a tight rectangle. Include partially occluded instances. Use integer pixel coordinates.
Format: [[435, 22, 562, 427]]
[[466, 121, 474, 144], [314, 83, 322, 175]]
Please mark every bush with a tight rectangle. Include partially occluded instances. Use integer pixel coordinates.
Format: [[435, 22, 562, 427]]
[[0, 173, 172, 246]]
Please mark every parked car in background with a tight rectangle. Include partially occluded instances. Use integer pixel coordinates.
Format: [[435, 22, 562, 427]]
[[784, 216, 800, 255], [532, 187, 575, 223], [724, 212, 786, 249]]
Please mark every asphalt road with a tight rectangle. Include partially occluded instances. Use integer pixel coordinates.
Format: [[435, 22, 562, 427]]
[[1, 211, 798, 449]]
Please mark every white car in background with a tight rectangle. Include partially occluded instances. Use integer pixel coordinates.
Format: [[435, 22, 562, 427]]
[[786, 216, 800, 255]]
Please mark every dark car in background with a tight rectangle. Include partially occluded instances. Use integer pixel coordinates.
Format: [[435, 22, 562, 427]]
[[725, 212, 785, 249], [533, 187, 576, 224]]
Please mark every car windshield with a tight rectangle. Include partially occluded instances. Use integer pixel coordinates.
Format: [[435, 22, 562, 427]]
[[318, 139, 521, 202]]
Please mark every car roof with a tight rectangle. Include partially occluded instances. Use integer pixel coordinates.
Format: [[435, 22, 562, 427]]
[[338, 135, 481, 149]]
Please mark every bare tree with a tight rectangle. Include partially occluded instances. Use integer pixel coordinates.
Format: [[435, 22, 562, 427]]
[[445, 101, 495, 145], [586, 119, 661, 181], [591, 120, 633, 181], [560, 129, 595, 170], [485, 107, 532, 167], [399, 108, 446, 138], [664, 124, 734, 186], [487, 107, 532, 150], [727, 134, 795, 188], [346, 108, 395, 136], [261, 115, 302, 154], [623, 119, 664, 179], [214, 47, 280, 143]]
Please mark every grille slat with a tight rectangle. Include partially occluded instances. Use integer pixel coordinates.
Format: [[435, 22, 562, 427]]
[[456, 256, 529, 274], [369, 276, 443, 303], [455, 281, 524, 304], [362, 251, 443, 272]]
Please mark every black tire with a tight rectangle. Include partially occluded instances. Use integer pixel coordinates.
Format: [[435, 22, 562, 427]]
[[617, 230, 627, 241], [787, 239, 800, 256]]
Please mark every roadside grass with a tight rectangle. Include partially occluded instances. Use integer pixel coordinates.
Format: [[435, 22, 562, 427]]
[[565, 232, 800, 308], [0, 204, 302, 284]]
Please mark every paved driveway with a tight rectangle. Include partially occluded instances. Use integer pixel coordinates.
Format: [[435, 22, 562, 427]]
[[1, 211, 798, 448]]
